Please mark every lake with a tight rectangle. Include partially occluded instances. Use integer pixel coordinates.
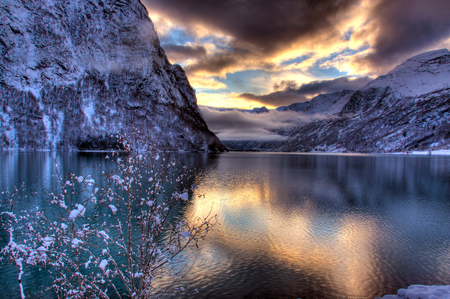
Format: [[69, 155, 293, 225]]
[[1, 152, 450, 298]]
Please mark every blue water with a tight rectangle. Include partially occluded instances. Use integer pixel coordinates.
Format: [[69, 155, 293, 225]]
[[2, 152, 450, 298]]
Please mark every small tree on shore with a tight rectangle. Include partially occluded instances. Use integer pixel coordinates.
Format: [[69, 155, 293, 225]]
[[1, 136, 217, 298]]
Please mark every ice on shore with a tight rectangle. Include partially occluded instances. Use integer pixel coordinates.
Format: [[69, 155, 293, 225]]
[[379, 285, 450, 299]]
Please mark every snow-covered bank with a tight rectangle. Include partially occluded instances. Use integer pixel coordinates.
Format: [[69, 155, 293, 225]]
[[379, 285, 450, 299], [390, 150, 450, 156]]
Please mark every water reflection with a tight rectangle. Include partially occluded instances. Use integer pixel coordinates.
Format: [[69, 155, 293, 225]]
[[2, 152, 450, 298], [181, 153, 450, 298]]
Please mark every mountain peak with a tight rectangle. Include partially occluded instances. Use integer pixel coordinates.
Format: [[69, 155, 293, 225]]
[[406, 48, 449, 62], [390, 48, 450, 75]]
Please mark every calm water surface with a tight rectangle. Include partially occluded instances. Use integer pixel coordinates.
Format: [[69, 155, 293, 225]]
[[2, 152, 450, 298]]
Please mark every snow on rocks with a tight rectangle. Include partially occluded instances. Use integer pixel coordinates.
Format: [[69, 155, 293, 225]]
[[379, 285, 450, 299]]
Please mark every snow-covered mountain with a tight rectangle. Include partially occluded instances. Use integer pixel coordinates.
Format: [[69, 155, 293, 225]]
[[226, 49, 450, 153], [274, 49, 450, 153], [276, 89, 354, 116], [0, 0, 225, 152]]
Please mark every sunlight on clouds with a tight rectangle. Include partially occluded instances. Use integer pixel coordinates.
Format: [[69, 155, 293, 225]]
[[190, 77, 227, 90], [149, 12, 233, 46], [272, 0, 379, 78], [197, 92, 266, 109], [148, 0, 449, 110], [339, 48, 376, 75], [148, 13, 173, 37]]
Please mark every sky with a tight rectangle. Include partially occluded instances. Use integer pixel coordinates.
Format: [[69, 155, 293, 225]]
[[141, 0, 450, 139]]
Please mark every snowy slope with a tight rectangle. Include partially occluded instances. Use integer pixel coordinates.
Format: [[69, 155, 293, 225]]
[[276, 89, 354, 116], [0, 0, 225, 152], [273, 49, 450, 153], [342, 49, 450, 115]]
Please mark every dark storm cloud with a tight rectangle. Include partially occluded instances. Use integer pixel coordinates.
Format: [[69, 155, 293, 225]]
[[240, 76, 372, 107], [184, 53, 241, 74], [145, 0, 450, 79], [144, 0, 359, 52], [356, 0, 450, 72], [144, 0, 360, 74], [161, 44, 207, 62]]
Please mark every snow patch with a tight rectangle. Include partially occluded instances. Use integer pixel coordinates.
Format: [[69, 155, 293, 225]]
[[108, 205, 118, 215], [98, 231, 109, 239], [379, 284, 450, 299], [69, 204, 85, 219], [180, 231, 191, 238], [99, 259, 108, 270], [82, 98, 95, 125], [179, 192, 188, 201], [71, 238, 83, 247], [42, 237, 54, 247]]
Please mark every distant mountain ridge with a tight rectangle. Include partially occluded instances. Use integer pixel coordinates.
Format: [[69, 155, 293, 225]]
[[226, 49, 450, 153], [0, 0, 225, 152], [276, 89, 354, 116]]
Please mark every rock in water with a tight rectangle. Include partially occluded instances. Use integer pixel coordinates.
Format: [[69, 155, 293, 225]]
[[0, 0, 225, 152]]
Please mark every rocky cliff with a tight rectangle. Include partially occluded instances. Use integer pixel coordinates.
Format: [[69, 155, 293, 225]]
[[0, 0, 225, 152], [274, 49, 450, 153]]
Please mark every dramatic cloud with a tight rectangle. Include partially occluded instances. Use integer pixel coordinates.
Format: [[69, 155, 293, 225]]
[[144, 0, 359, 52], [353, 0, 450, 73], [144, 0, 362, 75], [161, 44, 207, 63], [240, 76, 372, 107], [184, 53, 242, 76], [142, 0, 450, 114]]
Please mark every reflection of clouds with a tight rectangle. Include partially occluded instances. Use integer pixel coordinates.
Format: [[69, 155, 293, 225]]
[[182, 153, 450, 298], [4, 153, 450, 297], [184, 154, 383, 297]]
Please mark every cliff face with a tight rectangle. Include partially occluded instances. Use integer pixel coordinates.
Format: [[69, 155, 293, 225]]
[[274, 49, 450, 153], [0, 0, 225, 151]]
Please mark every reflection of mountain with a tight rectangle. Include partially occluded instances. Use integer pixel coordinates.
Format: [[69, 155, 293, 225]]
[[229, 49, 450, 153], [221, 140, 284, 151], [0, 0, 224, 152], [182, 153, 450, 298]]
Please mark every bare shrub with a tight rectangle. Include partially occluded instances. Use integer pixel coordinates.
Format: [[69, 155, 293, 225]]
[[1, 136, 217, 298]]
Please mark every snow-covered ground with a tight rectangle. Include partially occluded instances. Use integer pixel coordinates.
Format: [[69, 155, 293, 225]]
[[390, 150, 450, 155], [379, 285, 450, 299]]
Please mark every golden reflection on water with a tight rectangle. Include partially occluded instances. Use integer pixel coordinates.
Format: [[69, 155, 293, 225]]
[[183, 166, 382, 298]]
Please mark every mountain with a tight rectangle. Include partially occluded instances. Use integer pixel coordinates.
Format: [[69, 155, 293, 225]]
[[251, 106, 269, 114], [276, 89, 354, 116], [274, 49, 450, 153], [221, 140, 284, 152], [0, 0, 225, 152]]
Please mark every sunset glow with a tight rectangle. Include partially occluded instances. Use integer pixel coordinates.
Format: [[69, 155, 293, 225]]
[[144, 0, 450, 109]]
